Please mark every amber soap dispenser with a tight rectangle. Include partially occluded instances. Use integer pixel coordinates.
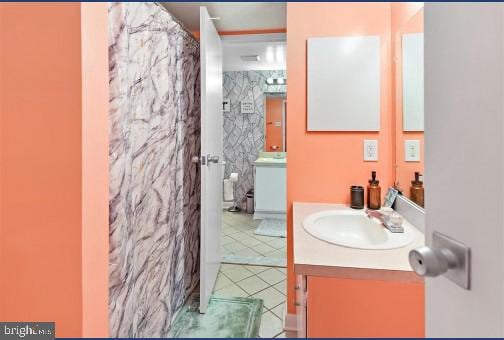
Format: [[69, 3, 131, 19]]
[[410, 171, 425, 208], [367, 171, 381, 210]]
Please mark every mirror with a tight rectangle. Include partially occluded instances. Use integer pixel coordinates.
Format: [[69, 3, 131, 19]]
[[402, 33, 424, 131], [394, 5, 424, 207], [307, 36, 381, 131], [264, 93, 287, 152]]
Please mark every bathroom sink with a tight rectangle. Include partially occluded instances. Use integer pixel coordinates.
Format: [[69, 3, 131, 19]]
[[302, 210, 415, 250]]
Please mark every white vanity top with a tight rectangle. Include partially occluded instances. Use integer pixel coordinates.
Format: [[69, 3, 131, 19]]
[[293, 202, 424, 282], [254, 156, 287, 168]]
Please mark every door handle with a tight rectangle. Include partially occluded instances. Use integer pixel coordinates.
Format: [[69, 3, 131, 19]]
[[207, 154, 219, 164], [409, 231, 470, 289]]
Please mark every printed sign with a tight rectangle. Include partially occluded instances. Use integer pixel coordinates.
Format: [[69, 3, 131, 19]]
[[240, 100, 254, 114]]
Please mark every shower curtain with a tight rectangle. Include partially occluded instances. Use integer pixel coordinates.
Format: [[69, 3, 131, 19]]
[[108, 2, 201, 337]]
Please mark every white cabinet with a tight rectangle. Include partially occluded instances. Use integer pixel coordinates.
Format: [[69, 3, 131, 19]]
[[254, 165, 286, 219]]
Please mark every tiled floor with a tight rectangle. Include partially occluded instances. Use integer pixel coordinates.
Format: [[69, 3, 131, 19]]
[[222, 211, 287, 260], [213, 264, 287, 338], [220, 211, 289, 337]]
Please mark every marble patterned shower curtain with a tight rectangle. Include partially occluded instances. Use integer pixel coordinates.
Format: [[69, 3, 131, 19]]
[[108, 3, 200, 337]]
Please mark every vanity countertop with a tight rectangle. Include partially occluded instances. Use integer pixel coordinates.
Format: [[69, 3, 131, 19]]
[[293, 202, 424, 282], [254, 157, 287, 168]]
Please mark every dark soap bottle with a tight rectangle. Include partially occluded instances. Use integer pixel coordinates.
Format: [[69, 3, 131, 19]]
[[410, 172, 425, 208], [367, 171, 381, 210]]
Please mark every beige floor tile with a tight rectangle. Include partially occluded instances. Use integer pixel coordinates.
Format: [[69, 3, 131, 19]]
[[238, 235, 262, 247], [276, 267, 287, 274], [250, 234, 275, 242], [259, 311, 284, 338], [213, 283, 248, 298], [272, 280, 286, 295], [252, 286, 285, 309], [243, 265, 270, 274], [223, 242, 247, 253], [267, 238, 287, 249], [270, 304, 284, 319], [264, 249, 286, 258], [234, 247, 260, 257], [223, 226, 241, 236], [214, 273, 233, 290], [221, 235, 235, 245], [236, 275, 269, 295], [257, 268, 285, 285], [252, 243, 276, 256], [220, 263, 242, 273], [223, 265, 254, 282]]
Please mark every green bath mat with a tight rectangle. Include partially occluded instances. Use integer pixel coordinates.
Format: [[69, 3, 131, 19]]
[[169, 295, 263, 338]]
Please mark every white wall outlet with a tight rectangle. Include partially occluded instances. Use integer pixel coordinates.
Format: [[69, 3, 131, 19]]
[[405, 140, 421, 162], [363, 139, 378, 161]]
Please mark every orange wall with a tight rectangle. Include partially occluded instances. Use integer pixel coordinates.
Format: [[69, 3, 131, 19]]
[[81, 3, 109, 337], [0, 3, 109, 337], [286, 2, 394, 315], [391, 3, 424, 195], [265, 97, 284, 152], [307, 276, 424, 337]]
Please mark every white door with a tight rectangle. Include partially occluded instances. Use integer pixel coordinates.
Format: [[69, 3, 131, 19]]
[[200, 6, 223, 313], [423, 3, 504, 336]]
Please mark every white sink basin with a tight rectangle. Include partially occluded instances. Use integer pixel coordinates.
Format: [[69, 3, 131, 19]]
[[302, 210, 415, 250]]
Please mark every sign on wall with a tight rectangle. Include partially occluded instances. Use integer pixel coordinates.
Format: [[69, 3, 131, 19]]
[[240, 100, 254, 114]]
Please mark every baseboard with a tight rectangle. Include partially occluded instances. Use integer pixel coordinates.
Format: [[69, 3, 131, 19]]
[[282, 305, 298, 333]]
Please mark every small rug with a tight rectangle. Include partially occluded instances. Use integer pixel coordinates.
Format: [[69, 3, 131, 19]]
[[222, 254, 286, 268], [169, 295, 263, 338], [254, 219, 287, 238]]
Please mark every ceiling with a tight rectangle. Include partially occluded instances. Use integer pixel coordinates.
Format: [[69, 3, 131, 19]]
[[222, 34, 286, 71], [161, 2, 286, 32]]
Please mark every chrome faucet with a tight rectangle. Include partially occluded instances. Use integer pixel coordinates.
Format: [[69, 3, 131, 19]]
[[365, 209, 404, 233]]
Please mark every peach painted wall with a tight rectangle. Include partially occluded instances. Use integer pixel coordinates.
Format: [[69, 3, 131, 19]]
[[81, 3, 109, 337], [0, 3, 109, 337], [286, 3, 394, 315], [391, 3, 424, 195]]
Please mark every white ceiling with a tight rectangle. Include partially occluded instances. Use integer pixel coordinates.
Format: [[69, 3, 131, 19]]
[[222, 34, 286, 71], [161, 2, 286, 32]]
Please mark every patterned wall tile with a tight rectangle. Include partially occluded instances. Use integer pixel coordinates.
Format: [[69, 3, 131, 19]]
[[223, 71, 286, 205]]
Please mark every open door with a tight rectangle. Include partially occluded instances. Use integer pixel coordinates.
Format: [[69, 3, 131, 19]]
[[199, 6, 223, 313], [413, 3, 504, 336]]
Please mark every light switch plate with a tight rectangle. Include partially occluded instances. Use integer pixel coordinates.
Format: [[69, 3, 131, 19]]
[[405, 140, 421, 162], [363, 139, 378, 161]]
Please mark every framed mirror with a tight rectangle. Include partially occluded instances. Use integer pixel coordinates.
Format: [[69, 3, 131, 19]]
[[264, 93, 287, 152], [393, 4, 424, 207]]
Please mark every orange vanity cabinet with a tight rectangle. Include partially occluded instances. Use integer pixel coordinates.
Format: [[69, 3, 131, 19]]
[[296, 274, 425, 338]]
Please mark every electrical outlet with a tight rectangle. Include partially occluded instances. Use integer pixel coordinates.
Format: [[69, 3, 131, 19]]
[[405, 140, 421, 162], [363, 139, 378, 161]]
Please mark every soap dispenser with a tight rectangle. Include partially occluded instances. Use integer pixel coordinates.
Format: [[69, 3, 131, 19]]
[[367, 171, 381, 210], [410, 172, 424, 208]]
